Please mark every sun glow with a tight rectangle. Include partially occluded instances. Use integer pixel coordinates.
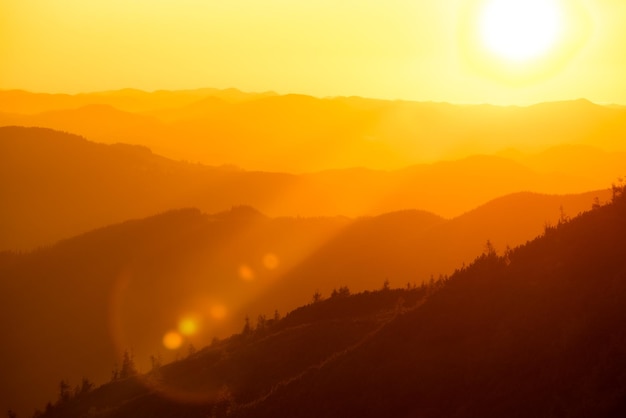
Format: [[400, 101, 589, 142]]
[[479, 0, 563, 62], [459, 0, 591, 85]]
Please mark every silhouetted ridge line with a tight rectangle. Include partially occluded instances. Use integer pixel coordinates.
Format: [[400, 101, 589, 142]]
[[3, 90, 626, 173], [1, 125, 619, 252], [28, 185, 626, 418], [49, 208, 206, 249]]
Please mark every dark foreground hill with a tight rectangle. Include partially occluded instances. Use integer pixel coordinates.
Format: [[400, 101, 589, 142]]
[[21, 187, 626, 417], [0, 186, 613, 416]]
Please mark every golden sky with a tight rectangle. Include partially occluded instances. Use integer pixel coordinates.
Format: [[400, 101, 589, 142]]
[[1, 0, 625, 104]]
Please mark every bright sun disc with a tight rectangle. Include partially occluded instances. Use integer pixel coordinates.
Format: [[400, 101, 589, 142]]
[[479, 0, 563, 62]]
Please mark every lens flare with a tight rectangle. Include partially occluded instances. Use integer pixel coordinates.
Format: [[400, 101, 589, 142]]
[[178, 317, 199, 336], [162, 331, 183, 350], [263, 253, 280, 270], [238, 264, 255, 281]]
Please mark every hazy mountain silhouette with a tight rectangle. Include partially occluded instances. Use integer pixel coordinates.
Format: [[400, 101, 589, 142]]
[[276, 189, 612, 303], [2, 100, 624, 416], [1, 90, 626, 172], [233, 188, 626, 418], [0, 87, 276, 114], [0, 206, 350, 416], [22, 185, 626, 418], [0, 105, 174, 155], [0, 126, 616, 251], [1, 126, 297, 250], [501, 143, 626, 186], [0, 188, 611, 415], [144, 96, 231, 123]]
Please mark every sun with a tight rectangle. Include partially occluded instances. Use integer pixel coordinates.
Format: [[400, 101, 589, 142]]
[[458, 0, 592, 85], [479, 0, 564, 63]]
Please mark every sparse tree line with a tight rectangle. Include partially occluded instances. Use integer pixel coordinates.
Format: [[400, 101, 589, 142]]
[[21, 349, 151, 418], [309, 276, 450, 306], [19, 377, 95, 418], [543, 177, 626, 236], [16, 180, 626, 418], [241, 309, 282, 336], [12, 273, 504, 418], [110, 349, 138, 381]]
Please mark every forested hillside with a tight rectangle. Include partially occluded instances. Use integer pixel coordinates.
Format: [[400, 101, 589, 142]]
[[21, 185, 626, 418]]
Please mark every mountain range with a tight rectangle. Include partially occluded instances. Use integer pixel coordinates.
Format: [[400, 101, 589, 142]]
[[1, 89, 626, 172], [3, 89, 626, 417], [0, 180, 612, 416], [1, 126, 620, 251], [20, 181, 626, 418]]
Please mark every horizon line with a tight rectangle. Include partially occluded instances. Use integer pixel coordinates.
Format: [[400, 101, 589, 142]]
[[1, 86, 623, 108]]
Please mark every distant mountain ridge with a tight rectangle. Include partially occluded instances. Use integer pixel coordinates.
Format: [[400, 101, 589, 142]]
[[0, 87, 278, 114], [4, 88, 626, 417], [0, 126, 618, 251], [1, 89, 626, 172]]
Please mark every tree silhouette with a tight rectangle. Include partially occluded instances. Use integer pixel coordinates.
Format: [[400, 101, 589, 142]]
[[111, 363, 120, 381], [256, 314, 267, 334], [484, 239, 497, 257], [242, 315, 252, 335], [312, 290, 323, 303], [612, 178, 624, 202], [58, 379, 71, 404], [331, 286, 350, 298], [558, 205, 570, 225], [150, 353, 163, 371], [76, 377, 94, 397], [612, 179, 626, 204], [592, 196, 601, 210], [188, 343, 197, 357], [120, 350, 137, 379]]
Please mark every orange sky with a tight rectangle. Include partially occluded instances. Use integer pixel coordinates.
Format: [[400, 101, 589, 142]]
[[1, 0, 625, 104]]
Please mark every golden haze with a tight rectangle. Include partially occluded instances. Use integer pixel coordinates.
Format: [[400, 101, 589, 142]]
[[1, 0, 626, 104], [2, 0, 626, 416]]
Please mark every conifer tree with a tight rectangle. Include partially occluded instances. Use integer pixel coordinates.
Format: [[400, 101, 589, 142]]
[[188, 343, 197, 357], [242, 315, 252, 335], [312, 290, 323, 303], [120, 350, 137, 379], [58, 380, 71, 404]]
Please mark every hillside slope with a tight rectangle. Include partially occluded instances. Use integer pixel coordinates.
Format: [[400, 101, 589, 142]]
[[235, 188, 626, 418], [0, 186, 614, 416], [26, 186, 626, 418], [0, 126, 613, 250]]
